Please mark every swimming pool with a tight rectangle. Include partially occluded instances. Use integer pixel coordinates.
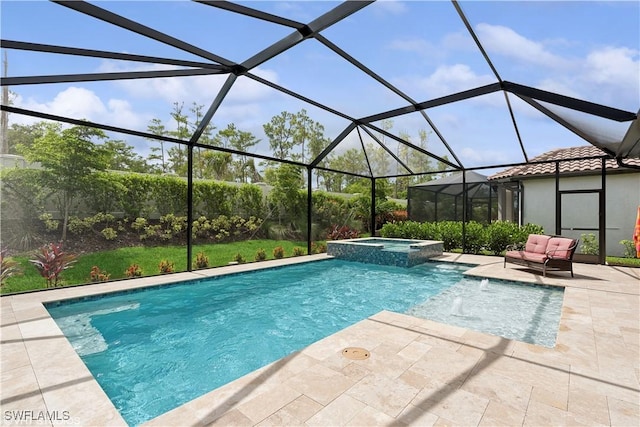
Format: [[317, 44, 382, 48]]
[[46, 259, 562, 426]]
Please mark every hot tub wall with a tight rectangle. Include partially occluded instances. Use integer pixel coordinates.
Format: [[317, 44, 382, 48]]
[[327, 240, 443, 267]]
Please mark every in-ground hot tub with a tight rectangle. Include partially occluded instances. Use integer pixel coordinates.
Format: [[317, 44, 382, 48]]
[[327, 237, 444, 267]]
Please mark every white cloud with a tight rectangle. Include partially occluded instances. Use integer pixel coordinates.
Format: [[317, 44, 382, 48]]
[[372, 0, 408, 16], [97, 61, 279, 107], [459, 147, 510, 164], [472, 24, 638, 109], [475, 23, 568, 69], [410, 64, 495, 98], [583, 46, 639, 87], [386, 37, 437, 57], [15, 87, 149, 130]]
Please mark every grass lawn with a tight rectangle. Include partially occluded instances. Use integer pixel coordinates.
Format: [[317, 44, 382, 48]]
[[606, 256, 640, 267], [1, 239, 312, 294]]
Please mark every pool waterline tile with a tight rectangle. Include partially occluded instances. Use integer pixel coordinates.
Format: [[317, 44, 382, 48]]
[[1, 254, 638, 427]]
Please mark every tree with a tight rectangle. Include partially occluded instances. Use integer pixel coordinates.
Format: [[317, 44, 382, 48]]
[[167, 102, 191, 176], [267, 163, 304, 224], [18, 123, 109, 241], [5, 122, 48, 155], [213, 123, 260, 183], [326, 148, 368, 192], [296, 110, 329, 188], [263, 111, 297, 160], [146, 118, 168, 174], [199, 150, 233, 180], [190, 102, 216, 179], [103, 140, 151, 173]]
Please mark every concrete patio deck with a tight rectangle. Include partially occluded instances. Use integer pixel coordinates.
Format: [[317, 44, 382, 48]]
[[1, 253, 638, 426]]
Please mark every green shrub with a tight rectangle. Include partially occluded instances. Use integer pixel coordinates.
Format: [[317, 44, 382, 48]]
[[437, 221, 463, 251], [193, 252, 209, 269], [311, 242, 327, 254], [255, 248, 267, 262], [158, 260, 174, 274], [463, 221, 486, 254], [292, 247, 305, 256], [515, 223, 545, 243], [619, 240, 637, 258], [125, 264, 142, 278], [131, 217, 148, 232], [89, 266, 110, 282], [101, 227, 117, 240], [580, 233, 599, 255], [486, 221, 517, 255], [380, 220, 544, 254], [380, 222, 401, 238], [232, 253, 246, 264], [273, 246, 285, 259], [38, 213, 59, 232]]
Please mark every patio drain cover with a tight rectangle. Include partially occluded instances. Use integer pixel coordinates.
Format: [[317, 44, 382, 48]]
[[342, 347, 370, 360]]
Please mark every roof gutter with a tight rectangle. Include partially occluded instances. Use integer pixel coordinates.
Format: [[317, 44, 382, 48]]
[[616, 157, 640, 170]]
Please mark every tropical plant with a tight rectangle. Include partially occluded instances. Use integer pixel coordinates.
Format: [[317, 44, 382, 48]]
[[326, 224, 360, 240], [311, 242, 327, 254], [193, 252, 209, 269], [232, 253, 246, 264], [0, 249, 22, 287], [125, 264, 143, 278], [29, 243, 77, 287], [292, 247, 305, 256], [158, 260, 174, 274], [89, 266, 110, 283], [273, 246, 285, 259], [254, 248, 267, 262]]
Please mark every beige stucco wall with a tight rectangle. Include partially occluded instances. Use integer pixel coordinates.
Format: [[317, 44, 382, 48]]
[[522, 172, 640, 257]]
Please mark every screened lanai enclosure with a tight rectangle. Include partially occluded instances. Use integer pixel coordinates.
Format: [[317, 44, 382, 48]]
[[407, 171, 500, 224], [0, 1, 638, 287]]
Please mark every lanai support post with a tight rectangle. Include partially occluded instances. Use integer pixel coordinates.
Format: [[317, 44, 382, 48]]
[[371, 178, 376, 236], [599, 157, 606, 264], [555, 161, 561, 235], [186, 145, 193, 271], [462, 170, 467, 253], [307, 166, 313, 255]]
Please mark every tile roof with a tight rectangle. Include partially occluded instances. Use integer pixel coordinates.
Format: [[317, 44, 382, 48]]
[[489, 145, 640, 180]]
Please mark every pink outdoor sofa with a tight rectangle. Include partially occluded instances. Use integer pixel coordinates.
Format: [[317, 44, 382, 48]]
[[504, 234, 579, 277]]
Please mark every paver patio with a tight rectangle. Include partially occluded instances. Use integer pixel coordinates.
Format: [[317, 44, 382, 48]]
[[1, 253, 638, 426]]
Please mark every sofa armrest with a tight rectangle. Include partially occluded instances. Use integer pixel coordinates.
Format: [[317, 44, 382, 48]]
[[505, 243, 525, 252], [546, 238, 579, 260]]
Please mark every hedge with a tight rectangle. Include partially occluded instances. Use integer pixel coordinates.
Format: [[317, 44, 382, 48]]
[[379, 220, 544, 254]]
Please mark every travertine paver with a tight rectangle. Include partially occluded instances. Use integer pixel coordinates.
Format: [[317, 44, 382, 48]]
[[1, 254, 638, 426]]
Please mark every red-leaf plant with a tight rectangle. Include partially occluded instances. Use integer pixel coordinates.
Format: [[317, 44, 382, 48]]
[[30, 243, 78, 288]]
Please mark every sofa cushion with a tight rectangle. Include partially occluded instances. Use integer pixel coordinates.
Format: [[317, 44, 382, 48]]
[[525, 234, 551, 254], [505, 250, 547, 263], [546, 237, 575, 259]]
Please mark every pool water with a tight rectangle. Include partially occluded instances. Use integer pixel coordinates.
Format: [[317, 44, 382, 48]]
[[46, 259, 562, 426], [407, 275, 564, 348]]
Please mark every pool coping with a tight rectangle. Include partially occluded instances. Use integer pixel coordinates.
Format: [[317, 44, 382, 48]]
[[1, 253, 639, 426]]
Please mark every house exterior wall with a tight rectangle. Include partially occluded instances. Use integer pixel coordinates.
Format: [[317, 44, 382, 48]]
[[522, 172, 640, 257]]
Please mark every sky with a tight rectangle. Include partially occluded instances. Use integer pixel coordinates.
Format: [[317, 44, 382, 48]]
[[1, 0, 639, 175]]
